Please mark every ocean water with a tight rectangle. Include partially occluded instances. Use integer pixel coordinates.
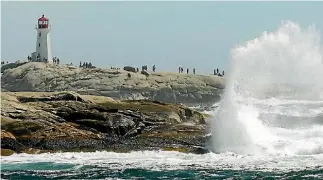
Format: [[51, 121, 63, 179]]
[[2, 21, 323, 179]]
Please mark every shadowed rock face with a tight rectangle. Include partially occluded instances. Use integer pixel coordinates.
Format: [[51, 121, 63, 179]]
[[1, 92, 212, 155], [1, 62, 224, 106]]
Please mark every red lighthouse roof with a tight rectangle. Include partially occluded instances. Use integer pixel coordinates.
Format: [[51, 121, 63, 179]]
[[38, 15, 48, 21]]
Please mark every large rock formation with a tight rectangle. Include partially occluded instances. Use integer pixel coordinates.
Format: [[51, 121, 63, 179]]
[[1, 91, 211, 155], [1, 62, 224, 106], [1, 62, 27, 73]]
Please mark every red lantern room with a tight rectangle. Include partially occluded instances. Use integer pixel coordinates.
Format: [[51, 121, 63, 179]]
[[38, 15, 49, 29]]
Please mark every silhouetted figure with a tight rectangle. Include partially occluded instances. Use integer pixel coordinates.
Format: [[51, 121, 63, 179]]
[[181, 67, 183, 73], [193, 68, 196, 74], [79, 61, 82, 67], [152, 65, 156, 72], [142, 65, 148, 71], [1, 61, 4, 65], [222, 71, 225, 76], [82, 62, 86, 68], [187, 68, 189, 74], [37, 54, 40, 62], [178, 67, 181, 73], [216, 68, 219, 74], [53, 58, 56, 64], [57, 58, 60, 65], [214, 69, 216, 75], [137, 68, 139, 72], [127, 72, 131, 79], [85, 62, 88, 68]]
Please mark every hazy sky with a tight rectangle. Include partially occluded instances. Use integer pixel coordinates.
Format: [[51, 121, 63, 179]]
[[1, 1, 323, 74]]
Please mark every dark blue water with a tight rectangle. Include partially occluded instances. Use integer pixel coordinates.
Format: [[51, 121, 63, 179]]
[[1, 162, 322, 179]]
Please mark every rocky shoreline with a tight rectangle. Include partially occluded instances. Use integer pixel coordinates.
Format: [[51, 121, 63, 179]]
[[1, 62, 224, 107], [1, 91, 212, 156]]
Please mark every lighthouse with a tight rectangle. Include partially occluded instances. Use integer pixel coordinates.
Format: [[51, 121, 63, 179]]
[[32, 15, 53, 63]]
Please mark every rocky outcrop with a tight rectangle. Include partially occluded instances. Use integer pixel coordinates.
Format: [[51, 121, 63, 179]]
[[1, 62, 27, 73], [1, 91, 211, 155], [123, 66, 137, 73], [1, 62, 224, 106]]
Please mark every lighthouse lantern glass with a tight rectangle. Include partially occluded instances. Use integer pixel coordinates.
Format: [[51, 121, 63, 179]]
[[38, 20, 49, 28]]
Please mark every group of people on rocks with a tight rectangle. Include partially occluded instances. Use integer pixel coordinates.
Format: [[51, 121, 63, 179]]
[[177, 66, 225, 76], [1, 61, 8, 65], [53, 57, 60, 64], [214, 68, 224, 77], [26, 55, 60, 64], [178, 67, 196, 74], [79, 61, 95, 68], [141, 65, 156, 72]]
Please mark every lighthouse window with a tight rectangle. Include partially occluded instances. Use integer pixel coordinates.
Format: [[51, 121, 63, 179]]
[[38, 32, 41, 37], [38, 43, 40, 47]]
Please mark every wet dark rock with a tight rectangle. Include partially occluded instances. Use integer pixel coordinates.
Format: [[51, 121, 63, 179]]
[[123, 66, 137, 73], [1, 91, 212, 155]]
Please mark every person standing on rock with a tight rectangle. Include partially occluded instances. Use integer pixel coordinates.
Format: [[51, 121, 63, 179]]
[[187, 68, 189, 74], [153, 65, 156, 72], [79, 61, 82, 67], [193, 68, 196, 74], [216, 68, 219, 74], [222, 70, 225, 76]]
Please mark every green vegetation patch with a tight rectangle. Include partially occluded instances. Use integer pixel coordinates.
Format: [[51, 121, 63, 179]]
[[1, 121, 43, 136], [0, 149, 15, 156]]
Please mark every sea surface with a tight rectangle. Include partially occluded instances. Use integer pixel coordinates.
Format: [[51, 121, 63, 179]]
[[2, 21, 323, 179], [1, 150, 323, 179]]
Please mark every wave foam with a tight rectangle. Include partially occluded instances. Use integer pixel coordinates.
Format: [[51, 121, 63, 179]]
[[1, 150, 323, 172]]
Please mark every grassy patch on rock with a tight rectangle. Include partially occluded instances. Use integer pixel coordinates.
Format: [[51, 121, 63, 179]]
[[0, 149, 15, 156], [2, 121, 43, 136]]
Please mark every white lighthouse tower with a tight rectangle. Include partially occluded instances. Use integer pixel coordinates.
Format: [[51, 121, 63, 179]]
[[33, 14, 53, 63]]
